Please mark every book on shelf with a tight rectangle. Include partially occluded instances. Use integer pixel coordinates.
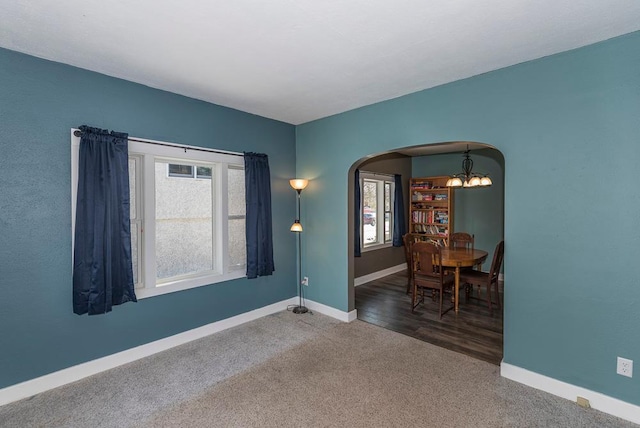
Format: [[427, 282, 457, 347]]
[[410, 181, 433, 190], [409, 176, 453, 244]]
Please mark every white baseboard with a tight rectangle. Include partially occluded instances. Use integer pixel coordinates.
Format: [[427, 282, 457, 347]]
[[0, 295, 358, 407], [303, 298, 358, 322], [1, 296, 315, 407], [501, 362, 640, 425], [354, 263, 406, 287]]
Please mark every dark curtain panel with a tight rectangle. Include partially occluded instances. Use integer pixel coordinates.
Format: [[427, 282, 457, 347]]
[[244, 152, 275, 279], [73, 126, 136, 315], [392, 174, 406, 247], [354, 169, 361, 257]]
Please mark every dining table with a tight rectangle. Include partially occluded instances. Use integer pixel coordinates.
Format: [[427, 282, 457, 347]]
[[439, 247, 488, 312]]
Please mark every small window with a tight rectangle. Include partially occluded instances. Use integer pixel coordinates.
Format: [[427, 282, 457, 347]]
[[360, 172, 395, 250], [168, 164, 194, 178], [168, 164, 212, 179], [196, 166, 212, 179]]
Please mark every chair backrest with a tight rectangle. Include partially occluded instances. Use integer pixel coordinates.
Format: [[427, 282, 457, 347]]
[[488, 240, 505, 282], [402, 233, 412, 264], [450, 232, 474, 250], [410, 241, 444, 283]]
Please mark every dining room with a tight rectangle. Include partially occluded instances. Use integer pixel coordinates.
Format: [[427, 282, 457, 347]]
[[352, 144, 505, 365]]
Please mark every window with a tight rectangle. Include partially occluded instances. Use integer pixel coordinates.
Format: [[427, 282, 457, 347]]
[[168, 163, 194, 178], [72, 131, 246, 299], [196, 166, 212, 179], [360, 172, 395, 250], [167, 163, 213, 179]]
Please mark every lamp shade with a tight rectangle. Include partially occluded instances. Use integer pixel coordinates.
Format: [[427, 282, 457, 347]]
[[446, 177, 463, 187], [469, 176, 482, 187], [289, 179, 309, 191], [290, 221, 303, 232], [480, 176, 493, 186]]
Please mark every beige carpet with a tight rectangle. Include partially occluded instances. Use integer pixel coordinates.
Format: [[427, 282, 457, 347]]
[[144, 317, 632, 428], [1, 311, 635, 427]]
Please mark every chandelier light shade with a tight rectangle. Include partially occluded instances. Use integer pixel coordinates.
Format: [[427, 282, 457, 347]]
[[445, 177, 463, 187], [446, 147, 492, 188]]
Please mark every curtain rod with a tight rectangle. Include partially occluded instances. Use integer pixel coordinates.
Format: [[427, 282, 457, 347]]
[[73, 129, 244, 157]]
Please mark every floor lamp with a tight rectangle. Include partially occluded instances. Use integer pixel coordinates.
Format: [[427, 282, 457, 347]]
[[290, 178, 308, 314]]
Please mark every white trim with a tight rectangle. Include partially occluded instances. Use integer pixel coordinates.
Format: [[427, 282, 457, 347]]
[[359, 170, 394, 180], [0, 296, 358, 406], [135, 271, 246, 299], [0, 297, 294, 406], [501, 362, 640, 425], [303, 299, 358, 322], [359, 172, 395, 249], [354, 263, 407, 287], [361, 242, 393, 253]]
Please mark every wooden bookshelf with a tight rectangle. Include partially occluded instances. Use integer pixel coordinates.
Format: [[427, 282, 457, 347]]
[[409, 176, 454, 246]]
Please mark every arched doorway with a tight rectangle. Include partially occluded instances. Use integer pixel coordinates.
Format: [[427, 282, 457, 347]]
[[348, 141, 505, 364]]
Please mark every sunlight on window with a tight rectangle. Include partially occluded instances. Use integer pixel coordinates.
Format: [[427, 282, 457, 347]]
[[361, 173, 395, 249], [363, 179, 378, 244], [155, 161, 214, 281], [227, 166, 246, 271]]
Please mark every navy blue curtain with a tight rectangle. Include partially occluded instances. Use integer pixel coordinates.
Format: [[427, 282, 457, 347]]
[[354, 169, 361, 257], [73, 126, 136, 315], [392, 174, 406, 247], [244, 152, 275, 278]]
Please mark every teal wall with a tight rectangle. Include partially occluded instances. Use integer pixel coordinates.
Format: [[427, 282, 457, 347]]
[[412, 149, 505, 268], [296, 32, 640, 405], [0, 48, 297, 389]]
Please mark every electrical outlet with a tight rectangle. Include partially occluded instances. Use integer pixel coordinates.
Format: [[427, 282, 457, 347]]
[[302, 276, 309, 286], [617, 357, 633, 378], [576, 397, 590, 408]]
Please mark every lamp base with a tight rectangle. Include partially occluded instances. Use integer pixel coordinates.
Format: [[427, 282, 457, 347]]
[[292, 305, 309, 314]]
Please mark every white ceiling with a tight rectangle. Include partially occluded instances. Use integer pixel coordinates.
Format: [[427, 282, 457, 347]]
[[1, 1, 639, 125]]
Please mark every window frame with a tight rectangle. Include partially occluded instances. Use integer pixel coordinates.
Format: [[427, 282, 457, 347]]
[[360, 171, 395, 252], [166, 163, 213, 180], [71, 130, 246, 300], [226, 164, 247, 273]]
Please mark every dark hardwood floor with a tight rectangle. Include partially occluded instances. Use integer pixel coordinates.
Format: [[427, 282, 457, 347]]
[[355, 270, 503, 365]]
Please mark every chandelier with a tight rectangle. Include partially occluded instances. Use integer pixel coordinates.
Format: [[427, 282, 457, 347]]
[[445, 147, 492, 188]]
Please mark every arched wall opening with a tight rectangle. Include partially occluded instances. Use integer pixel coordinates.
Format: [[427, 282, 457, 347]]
[[347, 141, 505, 315]]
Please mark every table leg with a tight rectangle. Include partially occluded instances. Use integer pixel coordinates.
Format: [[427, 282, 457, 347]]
[[455, 266, 460, 313]]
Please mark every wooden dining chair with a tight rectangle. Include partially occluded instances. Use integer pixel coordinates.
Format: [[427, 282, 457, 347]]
[[402, 233, 413, 294], [449, 232, 474, 250], [404, 233, 439, 294], [449, 232, 479, 271], [409, 241, 455, 318], [459, 240, 504, 315]]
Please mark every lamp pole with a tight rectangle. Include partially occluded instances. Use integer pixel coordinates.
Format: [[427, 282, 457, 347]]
[[290, 180, 309, 314], [293, 224, 307, 313]]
